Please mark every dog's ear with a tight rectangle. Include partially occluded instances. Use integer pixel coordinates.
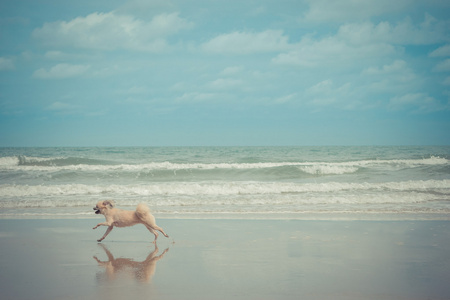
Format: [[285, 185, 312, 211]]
[[103, 200, 114, 208]]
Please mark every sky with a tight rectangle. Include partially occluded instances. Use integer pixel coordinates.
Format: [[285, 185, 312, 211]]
[[1, 0, 450, 147]]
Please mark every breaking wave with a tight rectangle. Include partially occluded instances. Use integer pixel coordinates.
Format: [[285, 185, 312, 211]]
[[0, 156, 447, 176], [0, 179, 448, 200]]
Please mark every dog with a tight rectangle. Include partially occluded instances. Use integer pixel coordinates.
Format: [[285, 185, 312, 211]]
[[93, 200, 169, 242]]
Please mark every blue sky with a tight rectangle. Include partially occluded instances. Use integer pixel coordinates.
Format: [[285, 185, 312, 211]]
[[1, 0, 450, 146]]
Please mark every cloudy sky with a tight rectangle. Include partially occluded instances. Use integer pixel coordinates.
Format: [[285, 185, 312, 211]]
[[1, 0, 450, 146]]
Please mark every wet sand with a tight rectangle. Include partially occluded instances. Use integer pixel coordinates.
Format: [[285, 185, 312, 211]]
[[0, 218, 449, 300]]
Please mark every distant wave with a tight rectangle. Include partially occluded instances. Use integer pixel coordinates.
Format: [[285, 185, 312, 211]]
[[0, 156, 447, 175]]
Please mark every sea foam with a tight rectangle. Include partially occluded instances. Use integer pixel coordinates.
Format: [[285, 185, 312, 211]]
[[0, 156, 447, 172], [0, 179, 448, 198]]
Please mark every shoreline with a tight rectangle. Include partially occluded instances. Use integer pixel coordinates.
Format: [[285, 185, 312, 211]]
[[1, 211, 450, 221], [1, 218, 450, 300]]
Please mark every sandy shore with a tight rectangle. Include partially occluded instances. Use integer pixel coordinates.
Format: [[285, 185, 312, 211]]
[[0, 218, 449, 300]]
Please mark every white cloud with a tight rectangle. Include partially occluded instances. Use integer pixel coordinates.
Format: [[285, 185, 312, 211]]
[[337, 16, 449, 46], [45, 101, 105, 116], [44, 50, 79, 60], [0, 57, 14, 70], [443, 76, 450, 85], [220, 66, 244, 76], [272, 35, 396, 68], [433, 59, 450, 72], [274, 93, 297, 104], [363, 60, 407, 75], [46, 101, 74, 110], [307, 79, 334, 95], [44, 51, 66, 59], [273, 15, 448, 69], [302, 0, 413, 23], [32, 12, 192, 52], [363, 60, 416, 85], [45, 101, 81, 114], [430, 44, 450, 57], [305, 80, 352, 106], [201, 30, 291, 54], [126, 85, 151, 95], [208, 78, 242, 90], [176, 92, 217, 102], [361, 60, 418, 95], [389, 93, 446, 112], [33, 63, 90, 79]]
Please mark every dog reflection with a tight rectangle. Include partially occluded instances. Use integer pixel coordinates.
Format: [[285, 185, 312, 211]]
[[94, 244, 169, 283]]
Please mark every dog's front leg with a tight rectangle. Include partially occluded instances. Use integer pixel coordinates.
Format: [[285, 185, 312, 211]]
[[97, 225, 114, 242], [93, 222, 109, 230]]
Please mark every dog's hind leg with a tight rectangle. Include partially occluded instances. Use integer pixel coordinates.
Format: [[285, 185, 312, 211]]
[[97, 225, 113, 242], [145, 225, 159, 243], [154, 225, 169, 238]]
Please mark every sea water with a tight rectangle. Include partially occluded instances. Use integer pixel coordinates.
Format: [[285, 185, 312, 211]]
[[0, 146, 449, 219]]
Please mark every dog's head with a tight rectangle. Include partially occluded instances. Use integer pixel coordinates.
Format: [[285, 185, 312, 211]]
[[93, 200, 115, 215]]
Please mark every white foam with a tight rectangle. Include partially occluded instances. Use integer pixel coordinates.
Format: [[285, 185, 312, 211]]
[[0, 156, 446, 173], [0, 156, 62, 168], [19, 156, 58, 163], [0, 157, 19, 167], [298, 165, 359, 175], [0, 179, 448, 199]]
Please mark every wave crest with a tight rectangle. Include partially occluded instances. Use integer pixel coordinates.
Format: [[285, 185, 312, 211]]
[[1, 179, 448, 199], [0, 156, 447, 174]]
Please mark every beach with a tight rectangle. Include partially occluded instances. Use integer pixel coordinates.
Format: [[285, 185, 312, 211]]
[[1, 217, 449, 300], [1, 146, 449, 299]]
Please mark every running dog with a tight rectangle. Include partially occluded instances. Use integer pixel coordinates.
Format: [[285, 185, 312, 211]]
[[93, 200, 169, 242]]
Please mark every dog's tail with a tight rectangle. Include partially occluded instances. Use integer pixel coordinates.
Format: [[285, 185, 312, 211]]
[[135, 203, 169, 238], [135, 203, 154, 224]]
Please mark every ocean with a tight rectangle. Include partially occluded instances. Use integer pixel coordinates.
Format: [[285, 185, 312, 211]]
[[0, 146, 449, 219]]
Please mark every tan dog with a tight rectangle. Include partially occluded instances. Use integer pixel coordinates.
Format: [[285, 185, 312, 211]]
[[93, 200, 169, 242]]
